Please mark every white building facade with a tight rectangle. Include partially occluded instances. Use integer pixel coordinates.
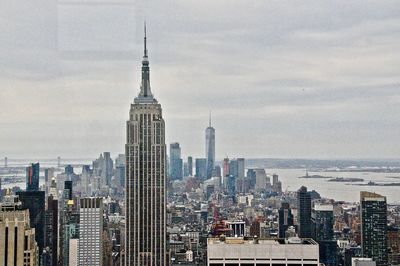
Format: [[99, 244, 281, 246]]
[[78, 197, 103, 266], [207, 237, 319, 266]]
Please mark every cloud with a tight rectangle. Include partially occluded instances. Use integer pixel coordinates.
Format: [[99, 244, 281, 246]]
[[1, 0, 400, 159]]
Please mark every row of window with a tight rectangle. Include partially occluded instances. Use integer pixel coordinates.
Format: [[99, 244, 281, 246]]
[[209, 264, 318, 266]]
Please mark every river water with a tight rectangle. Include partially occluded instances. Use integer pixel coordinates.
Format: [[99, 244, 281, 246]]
[[269, 168, 400, 204]]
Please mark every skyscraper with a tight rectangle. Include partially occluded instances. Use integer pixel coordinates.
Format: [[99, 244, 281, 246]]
[[60, 200, 79, 266], [26, 162, 40, 191], [187, 156, 193, 177], [297, 186, 312, 238], [44, 168, 55, 196], [78, 197, 104, 266], [360, 191, 388, 266], [44, 195, 58, 266], [229, 159, 238, 178], [16, 190, 45, 261], [205, 114, 215, 179], [125, 25, 167, 266], [195, 158, 207, 180], [102, 152, 113, 186], [312, 203, 334, 241], [169, 142, 183, 180], [223, 158, 230, 177], [312, 203, 336, 266], [0, 193, 39, 266], [237, 158, 245, 179], [115, 154, 126, 188], [278, 202, 294, 238]]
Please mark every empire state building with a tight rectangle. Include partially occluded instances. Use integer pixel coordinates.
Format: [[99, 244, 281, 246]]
[[125, 26, 167, 266]]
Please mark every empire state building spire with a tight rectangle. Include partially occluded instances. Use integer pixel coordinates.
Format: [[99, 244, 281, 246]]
[[135, 22, 156, 103], [126, 22, 167, 265]]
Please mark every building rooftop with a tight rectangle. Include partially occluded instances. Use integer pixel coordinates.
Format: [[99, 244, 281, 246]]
[[314, 203, 333, 211], [360, 191, 386, 201], [207, 236, 318, 246]]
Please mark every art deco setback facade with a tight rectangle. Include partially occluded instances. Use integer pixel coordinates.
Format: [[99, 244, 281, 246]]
[[125, 26, 167, 266], [0, 194, 39, 266]]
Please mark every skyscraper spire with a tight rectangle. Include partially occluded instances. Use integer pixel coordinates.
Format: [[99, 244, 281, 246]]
[[134, 22, 156, 103], [209, 111, 212, 127], [144, 21, 147, 57]]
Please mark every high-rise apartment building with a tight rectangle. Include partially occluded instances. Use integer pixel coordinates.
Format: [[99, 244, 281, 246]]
[[78, 197, 104, 266], [16, 190, 45, 260], [360, 191, 388, 266], [0, 193, 39, 266], [169, 142, 183, 180], [297, 186, 312, 238], [125, 26, 167, 266], [26, 162, 40, 191], [205, 115, 215, 179]]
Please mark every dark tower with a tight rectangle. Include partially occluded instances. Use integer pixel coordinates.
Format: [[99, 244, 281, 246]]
[[278, 202, 294, 238], [45, 195, 58, 266], [16, 190, 46, 260], [26, 162, 40, 191], [360, 191, 388, 266], [297, 186, 312, 238]]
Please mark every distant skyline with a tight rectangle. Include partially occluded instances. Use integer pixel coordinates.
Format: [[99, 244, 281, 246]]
[[1, 1, 400, 159]]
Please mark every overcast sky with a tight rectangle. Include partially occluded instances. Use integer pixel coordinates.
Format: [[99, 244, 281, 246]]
[[1, 0, 400, 160]]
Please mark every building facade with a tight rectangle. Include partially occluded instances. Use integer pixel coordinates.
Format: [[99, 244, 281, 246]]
[[169, 142, 183, 180], [187, 156, 193, 177], [44, 195, 58, 266], [278, 202, 294, 238], [16, 191, 45, 260], [195, 158, 207, 180], [0, 193, 39, 266], [26, 163, 40, 191], [360, 191, 388, 266], [312, 203, 334, 241], [311, 203, 336, 266], [207, 236, 319, 266], [297, 186, 312, 238], [78, 197, 104, 266], [125, 27, 167, 266]]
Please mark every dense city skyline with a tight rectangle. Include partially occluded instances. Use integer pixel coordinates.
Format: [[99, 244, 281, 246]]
[[1, 1, 400, 159]]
